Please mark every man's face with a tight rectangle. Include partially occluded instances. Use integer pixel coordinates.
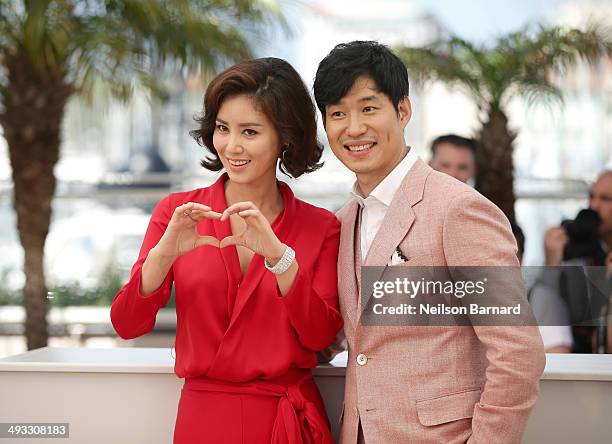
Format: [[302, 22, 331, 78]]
[[589, 173, 612, 238], [430, 142, 476, 184], [323, 75, 411, 185]]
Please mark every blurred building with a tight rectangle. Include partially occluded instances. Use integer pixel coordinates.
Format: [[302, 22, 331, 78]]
[[514, 1, 612, 182]]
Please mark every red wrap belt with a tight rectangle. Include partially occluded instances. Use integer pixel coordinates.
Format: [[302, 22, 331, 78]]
[[183, 369, 334, 444]]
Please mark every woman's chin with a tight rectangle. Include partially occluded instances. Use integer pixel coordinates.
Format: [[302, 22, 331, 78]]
[[226, 169, 253, 184]]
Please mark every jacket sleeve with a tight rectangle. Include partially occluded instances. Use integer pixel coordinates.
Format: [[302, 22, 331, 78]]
[[443, 191, 546, 444], [278, 216, 344, 352], [110, 195, 174, 340]]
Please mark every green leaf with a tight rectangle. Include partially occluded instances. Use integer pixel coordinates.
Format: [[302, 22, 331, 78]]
[[396, 22, 612, 112]]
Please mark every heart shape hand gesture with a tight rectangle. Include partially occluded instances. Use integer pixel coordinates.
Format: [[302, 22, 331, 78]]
[[156, 202, 223, 259], [156, 201, 284, 262], [219, 201, 285, 260]]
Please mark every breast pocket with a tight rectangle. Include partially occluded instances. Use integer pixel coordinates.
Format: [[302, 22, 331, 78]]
[[402, 252, 434, 267]]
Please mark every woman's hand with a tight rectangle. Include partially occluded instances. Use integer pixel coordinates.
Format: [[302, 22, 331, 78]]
[[219, 201, 286, 262], [156, 202, 222, 259]]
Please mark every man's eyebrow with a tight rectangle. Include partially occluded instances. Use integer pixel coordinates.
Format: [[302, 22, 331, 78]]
[[216, 118, 263, 127], [358, 95, 381, 103], [328, 94, 381, 108]]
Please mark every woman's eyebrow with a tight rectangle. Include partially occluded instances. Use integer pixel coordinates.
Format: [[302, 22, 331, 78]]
[[216, 118, 263, 127]]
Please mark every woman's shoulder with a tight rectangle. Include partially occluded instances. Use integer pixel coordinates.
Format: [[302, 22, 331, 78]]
[[148, 185, 218, 220], [163, 181, 221, 208]]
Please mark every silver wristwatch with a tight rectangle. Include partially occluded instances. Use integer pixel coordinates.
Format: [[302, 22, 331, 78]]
[[264, 245, 295, 274]]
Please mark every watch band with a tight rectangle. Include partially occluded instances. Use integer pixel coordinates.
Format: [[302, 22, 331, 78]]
[[264, 245, 295, 274]]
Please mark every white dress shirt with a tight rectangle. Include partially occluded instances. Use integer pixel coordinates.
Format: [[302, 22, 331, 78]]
[[351, 147, 418, 261]]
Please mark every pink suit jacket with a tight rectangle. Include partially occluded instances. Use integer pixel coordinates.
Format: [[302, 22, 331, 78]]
[[336, 159, 545, 444]]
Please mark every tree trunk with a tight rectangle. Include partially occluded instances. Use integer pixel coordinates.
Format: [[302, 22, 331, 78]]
[[0, 51, 71, 350], [475, 107, 517, 221]]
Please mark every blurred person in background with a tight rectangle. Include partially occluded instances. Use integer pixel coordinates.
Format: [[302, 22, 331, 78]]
[[111, 58, 342, 444], [429, 134, 478, 186], [512, 217, 574, 353], [590, 171, 612, 257], [542, 171, 612, 353], [545, 171, 612, 267], [607, 252, 612, 353]]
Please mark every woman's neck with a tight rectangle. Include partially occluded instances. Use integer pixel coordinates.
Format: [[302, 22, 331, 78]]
[[224, 175, 284, 220]]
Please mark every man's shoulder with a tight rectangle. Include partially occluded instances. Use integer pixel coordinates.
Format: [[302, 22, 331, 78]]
[[335, 198, 356, 222], [419, 170, 499, 211], [424, 170, 479, 201]]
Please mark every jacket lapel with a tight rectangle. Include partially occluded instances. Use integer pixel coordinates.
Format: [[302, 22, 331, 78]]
[[338, 200, 360, 330], [358, 158, 430, 322]]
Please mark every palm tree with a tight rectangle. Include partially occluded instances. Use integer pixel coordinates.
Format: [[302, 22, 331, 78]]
[[0, 0, 284, 350], [396, 24, 612, 219]]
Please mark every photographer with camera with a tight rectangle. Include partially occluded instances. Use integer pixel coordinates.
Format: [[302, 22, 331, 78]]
[[543, 171, 612, 353], [546, 171, 612, 267]]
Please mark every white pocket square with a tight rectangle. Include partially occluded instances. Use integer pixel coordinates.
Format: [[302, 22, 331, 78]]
[[388, 247, 408, 266]]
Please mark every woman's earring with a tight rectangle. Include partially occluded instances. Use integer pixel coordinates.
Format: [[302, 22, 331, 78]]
[[280, 144, 290, 163]]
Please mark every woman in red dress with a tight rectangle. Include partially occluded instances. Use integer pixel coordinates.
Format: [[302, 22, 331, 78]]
[[110, 58, 343, 443]]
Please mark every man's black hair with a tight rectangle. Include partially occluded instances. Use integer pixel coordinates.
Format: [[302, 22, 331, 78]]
[[313, 41, 409, 120], [431, 134, 477, 156]]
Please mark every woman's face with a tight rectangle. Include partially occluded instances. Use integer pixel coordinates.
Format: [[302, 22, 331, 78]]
[[213, 94, 281, 186]]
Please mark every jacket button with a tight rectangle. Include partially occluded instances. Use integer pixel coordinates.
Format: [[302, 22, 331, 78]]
[[353, 406, 359, 417], [356, 353, 368, 366]]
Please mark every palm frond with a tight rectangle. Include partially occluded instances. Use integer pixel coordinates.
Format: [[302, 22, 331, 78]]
[[0, 1, 24, 54], [395, 39, 489, 107], [397, 21, 612, 113], [527, 22, 612, 75], [68, 0, 283, 100], [2, 0, 285, 103]]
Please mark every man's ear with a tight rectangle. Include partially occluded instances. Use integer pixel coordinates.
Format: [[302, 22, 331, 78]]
[[397, 97, 412, 128]]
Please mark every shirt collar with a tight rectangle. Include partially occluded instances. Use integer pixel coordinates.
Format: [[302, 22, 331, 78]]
[[351, 146, 417, 207]]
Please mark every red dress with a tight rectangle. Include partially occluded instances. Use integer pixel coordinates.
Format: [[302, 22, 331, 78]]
[[110, 173, 343, 443]]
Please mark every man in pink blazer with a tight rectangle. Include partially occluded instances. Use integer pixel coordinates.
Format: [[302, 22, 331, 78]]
[[313, 41, 546, 444]]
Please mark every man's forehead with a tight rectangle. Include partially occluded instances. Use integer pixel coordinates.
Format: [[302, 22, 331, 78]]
[[436, 142, 473, 152], [337, 76, 382, 103], [434, 143, 475, 160], [593, 173, 612, 190], [350, 75, 378, 91]]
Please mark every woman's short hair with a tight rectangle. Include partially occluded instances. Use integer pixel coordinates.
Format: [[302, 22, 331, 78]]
[[190, 57, 323, 178]]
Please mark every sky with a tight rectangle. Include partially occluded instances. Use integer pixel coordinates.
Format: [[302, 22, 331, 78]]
[[408, 0, 610, 41]]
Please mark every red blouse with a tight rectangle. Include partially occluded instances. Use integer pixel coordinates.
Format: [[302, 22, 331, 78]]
[[110, 173, 343, 381]]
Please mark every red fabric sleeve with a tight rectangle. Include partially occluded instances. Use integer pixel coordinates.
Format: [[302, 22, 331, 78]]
[[278, 217, 343, 351], [110, 195, 174, 339]]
